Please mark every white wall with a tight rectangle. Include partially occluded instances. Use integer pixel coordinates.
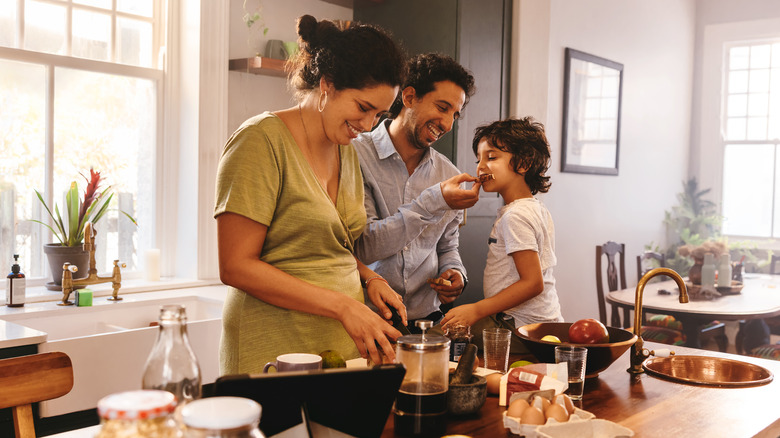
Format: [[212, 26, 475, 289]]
[[517, 0, 697, 322]]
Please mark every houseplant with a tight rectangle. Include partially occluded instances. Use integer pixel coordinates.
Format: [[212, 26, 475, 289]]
[[31, 168, 136, 287]]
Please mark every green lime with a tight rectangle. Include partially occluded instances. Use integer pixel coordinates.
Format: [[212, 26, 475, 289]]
[[541, 335, 561, 343], [510, 360, 534, 368], [319, 350, 346, 368]]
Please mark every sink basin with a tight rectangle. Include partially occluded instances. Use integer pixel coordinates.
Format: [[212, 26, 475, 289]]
[[3, 294, 223, 417], [643, 355, 774, 387]]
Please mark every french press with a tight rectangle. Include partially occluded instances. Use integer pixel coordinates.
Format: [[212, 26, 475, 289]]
[[393, 320, 450, 437]]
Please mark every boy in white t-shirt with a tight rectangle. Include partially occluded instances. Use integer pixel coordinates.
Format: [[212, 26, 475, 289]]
[[441, 117, 563, 337]]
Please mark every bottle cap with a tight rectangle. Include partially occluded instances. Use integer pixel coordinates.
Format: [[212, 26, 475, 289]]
[[11, 254, 20, 274], [181, 396, 261, 429], [97, 390, 177, 420]]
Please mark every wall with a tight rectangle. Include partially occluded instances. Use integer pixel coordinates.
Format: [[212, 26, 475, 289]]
[[524, 0, 697, 322]]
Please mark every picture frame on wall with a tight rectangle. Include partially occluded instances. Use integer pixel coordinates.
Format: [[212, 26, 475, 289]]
[[561, 48, 624, 175]]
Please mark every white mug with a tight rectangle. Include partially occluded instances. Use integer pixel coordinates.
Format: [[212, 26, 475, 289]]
[[263, 353, 322, 373]]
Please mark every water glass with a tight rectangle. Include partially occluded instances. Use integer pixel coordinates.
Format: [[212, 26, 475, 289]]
[[555, 346, 587, 400], [482, 328, 512, 373]]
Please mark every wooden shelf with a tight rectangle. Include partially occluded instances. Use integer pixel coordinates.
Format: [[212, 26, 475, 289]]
[[228, 56, 287, 77]]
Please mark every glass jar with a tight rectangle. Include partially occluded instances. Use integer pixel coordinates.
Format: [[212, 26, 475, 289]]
[[96, 390, 180, 438], [181, 397, 265, 438], [445, 323, 472, 362]]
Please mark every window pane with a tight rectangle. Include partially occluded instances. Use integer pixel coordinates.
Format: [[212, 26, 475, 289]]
[[747, 93, 768, 117], [728, 94, 747, 117], [73, 0, 111, 9], [773, 43, 780, 68], [0, 0, 17, 48], [730, 46, 750, 70], [747, 117, 767, 140], [72, 9, 110, 61], [750, 44, 771, 69], [749, 69, 770, 93], [118, 0, 154, 18], [726, 117, 746, 141], [729, 70, 749, 93], [24, 0, 66, 55], [0, 59, 47, 277], [722, 144, 774, 236], [117, 17, 153, 67], [53, 67, 156, 273]]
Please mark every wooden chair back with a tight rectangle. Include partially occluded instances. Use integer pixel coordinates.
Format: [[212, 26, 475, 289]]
[[0, 352, 73, 438], [637, 250, 666, 279], [596, 241, 628, 327]]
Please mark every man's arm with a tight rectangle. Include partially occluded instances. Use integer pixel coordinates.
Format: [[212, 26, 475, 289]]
[[431, 210, 467, 304]]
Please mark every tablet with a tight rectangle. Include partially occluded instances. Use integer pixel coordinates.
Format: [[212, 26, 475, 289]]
[[214, 363, 406, 438]]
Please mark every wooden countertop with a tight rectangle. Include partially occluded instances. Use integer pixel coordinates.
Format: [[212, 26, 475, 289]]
[[381, 342, 780, 437]]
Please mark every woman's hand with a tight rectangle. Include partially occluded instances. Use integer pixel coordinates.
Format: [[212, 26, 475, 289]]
[[366, 278, 407, 326], [339, 299, 402, 365]]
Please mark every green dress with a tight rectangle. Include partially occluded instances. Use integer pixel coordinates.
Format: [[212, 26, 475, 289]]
[[214, 112, 366, 374]]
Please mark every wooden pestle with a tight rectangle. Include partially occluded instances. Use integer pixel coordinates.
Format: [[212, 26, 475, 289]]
[[450, 343, 478, 384]]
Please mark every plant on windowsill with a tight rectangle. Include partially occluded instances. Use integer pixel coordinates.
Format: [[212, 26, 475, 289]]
[[31, 168, 137, 288]]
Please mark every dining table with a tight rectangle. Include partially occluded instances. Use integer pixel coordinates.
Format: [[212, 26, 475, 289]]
[[605, 273, 780, 349]]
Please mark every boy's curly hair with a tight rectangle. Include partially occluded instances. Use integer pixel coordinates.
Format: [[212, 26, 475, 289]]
[[472, 117, 552, 195]]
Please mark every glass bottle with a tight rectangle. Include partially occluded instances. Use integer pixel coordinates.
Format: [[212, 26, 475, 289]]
[[444, 323, 472, 362], [96, 390, 180, 438], [717, 253, 732, 287], [181, 397, 265, 438], [701, 253, 716, 287], [6, 254, 25, 307], [142, 304, 202, 405]]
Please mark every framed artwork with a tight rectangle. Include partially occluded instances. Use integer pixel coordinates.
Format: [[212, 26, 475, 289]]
[[561, 48, 623, 175]]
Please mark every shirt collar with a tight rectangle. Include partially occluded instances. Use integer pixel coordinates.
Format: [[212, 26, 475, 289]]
[[372, 119, 435, 166]]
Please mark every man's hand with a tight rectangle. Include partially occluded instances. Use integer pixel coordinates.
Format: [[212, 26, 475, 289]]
[[430, 269, 465, 304], [440, 173, 480, 209]]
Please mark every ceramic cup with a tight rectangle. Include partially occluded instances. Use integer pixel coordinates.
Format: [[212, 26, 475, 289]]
[[263, 353, 322, 373]]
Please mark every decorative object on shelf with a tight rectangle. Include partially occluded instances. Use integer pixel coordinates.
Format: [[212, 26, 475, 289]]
[[265, 39, 287, 60], [561, 48, 623, 175], [31, 168, 136, 288], [243, 0, 269, 56]]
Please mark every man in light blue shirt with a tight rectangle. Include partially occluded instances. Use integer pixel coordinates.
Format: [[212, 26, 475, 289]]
[[353, 54, 478, 330]]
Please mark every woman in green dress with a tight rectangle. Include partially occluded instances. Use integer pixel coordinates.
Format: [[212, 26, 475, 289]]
[[214, 15, 408, 373]]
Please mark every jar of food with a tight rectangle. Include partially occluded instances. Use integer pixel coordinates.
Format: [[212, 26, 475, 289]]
[[181, 397, 265, 438], [96, 390, 180, 438], [445, 323, 472, 362]]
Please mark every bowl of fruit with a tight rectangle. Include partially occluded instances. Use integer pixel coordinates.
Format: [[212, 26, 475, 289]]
[[515, 320, 638, 378]]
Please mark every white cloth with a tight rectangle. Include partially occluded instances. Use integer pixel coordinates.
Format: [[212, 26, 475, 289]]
[[483, 197, 563, 326]]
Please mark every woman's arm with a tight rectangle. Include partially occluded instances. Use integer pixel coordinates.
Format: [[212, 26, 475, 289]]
[[217, 212, 401, 363], [440, 250, 544, 328]]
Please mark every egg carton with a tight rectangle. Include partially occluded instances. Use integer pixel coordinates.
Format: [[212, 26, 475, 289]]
[[504, 407, 601, 437]]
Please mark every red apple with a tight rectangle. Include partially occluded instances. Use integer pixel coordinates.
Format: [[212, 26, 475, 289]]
[[568, 319, 609, 344]]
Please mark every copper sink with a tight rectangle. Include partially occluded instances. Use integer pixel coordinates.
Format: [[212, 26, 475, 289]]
[[643, 355, 774, 388]]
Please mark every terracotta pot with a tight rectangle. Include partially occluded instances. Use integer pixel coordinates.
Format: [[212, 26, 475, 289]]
[[688, 257, 704, 285], [43, 243, 89, 289]]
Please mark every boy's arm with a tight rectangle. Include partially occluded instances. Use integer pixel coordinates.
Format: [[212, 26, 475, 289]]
[[441, 250, 543, 328]]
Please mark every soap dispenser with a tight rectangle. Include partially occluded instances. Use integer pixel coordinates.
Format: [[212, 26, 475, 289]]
[[6, 254, 25, 307]]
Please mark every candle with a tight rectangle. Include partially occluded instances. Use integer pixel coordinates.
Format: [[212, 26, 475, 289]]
[[145, 249, 161, 281]]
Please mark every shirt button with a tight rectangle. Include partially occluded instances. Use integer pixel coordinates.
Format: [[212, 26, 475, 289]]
[[403, 246, 409, 251]]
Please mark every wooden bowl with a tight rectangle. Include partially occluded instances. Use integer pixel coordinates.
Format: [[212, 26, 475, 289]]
[[515, 322, 638, 378]]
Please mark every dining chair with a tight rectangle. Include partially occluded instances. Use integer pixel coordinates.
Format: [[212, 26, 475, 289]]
[[597, 242, 683, 346], [0, 352, 74, 438], [636, 251, 728, 352]]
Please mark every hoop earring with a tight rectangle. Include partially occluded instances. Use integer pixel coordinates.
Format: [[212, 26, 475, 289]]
[[318, 91, 327, 112]]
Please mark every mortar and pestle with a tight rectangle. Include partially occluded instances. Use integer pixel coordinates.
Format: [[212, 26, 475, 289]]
[[447, 343, 487, 415]]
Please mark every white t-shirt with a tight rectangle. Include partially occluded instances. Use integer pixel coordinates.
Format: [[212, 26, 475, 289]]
[[483, 197, 563, 326]]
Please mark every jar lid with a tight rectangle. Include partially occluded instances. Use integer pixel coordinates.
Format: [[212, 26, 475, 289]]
[[181, 396, 261, 429], [397, 334, 450, 351], [97, 390, 176, 420]]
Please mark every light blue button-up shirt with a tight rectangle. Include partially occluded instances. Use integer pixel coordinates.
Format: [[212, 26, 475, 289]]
[[353, 120, 467, 320]]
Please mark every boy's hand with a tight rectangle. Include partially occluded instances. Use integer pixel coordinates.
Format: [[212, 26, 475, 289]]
[[441, 173, 480, 209], [429, 269, 465, 304], [441, 303, 481, 329]]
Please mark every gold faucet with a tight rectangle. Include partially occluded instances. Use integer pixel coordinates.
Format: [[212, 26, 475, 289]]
[[58, 222, 126, 306], [627, 267, 689, 374]]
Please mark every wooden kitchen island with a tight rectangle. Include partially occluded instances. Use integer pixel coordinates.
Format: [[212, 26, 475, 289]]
[[381, 341, 780, 438]]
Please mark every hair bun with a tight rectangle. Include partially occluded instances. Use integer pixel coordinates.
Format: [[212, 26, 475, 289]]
[[297, 15, 318, 43]]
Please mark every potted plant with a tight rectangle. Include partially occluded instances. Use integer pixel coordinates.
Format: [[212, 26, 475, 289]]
[[31, 168, 136, 288]]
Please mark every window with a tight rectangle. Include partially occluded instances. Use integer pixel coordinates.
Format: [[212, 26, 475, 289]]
[[0, 0, 164, 282], [721, 41, 780, 238]]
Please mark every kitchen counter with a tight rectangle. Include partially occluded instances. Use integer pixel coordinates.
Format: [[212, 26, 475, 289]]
[[380, 342, 780, 438]]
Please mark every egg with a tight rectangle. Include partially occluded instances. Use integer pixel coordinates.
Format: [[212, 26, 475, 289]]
[[505, 399, 530, 419], [519, 406, 546, 425], [555, 393, 575, 415], [544, 403, 569, 423], [531, 395, 551, 412], [485, 372, 502, 395]]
